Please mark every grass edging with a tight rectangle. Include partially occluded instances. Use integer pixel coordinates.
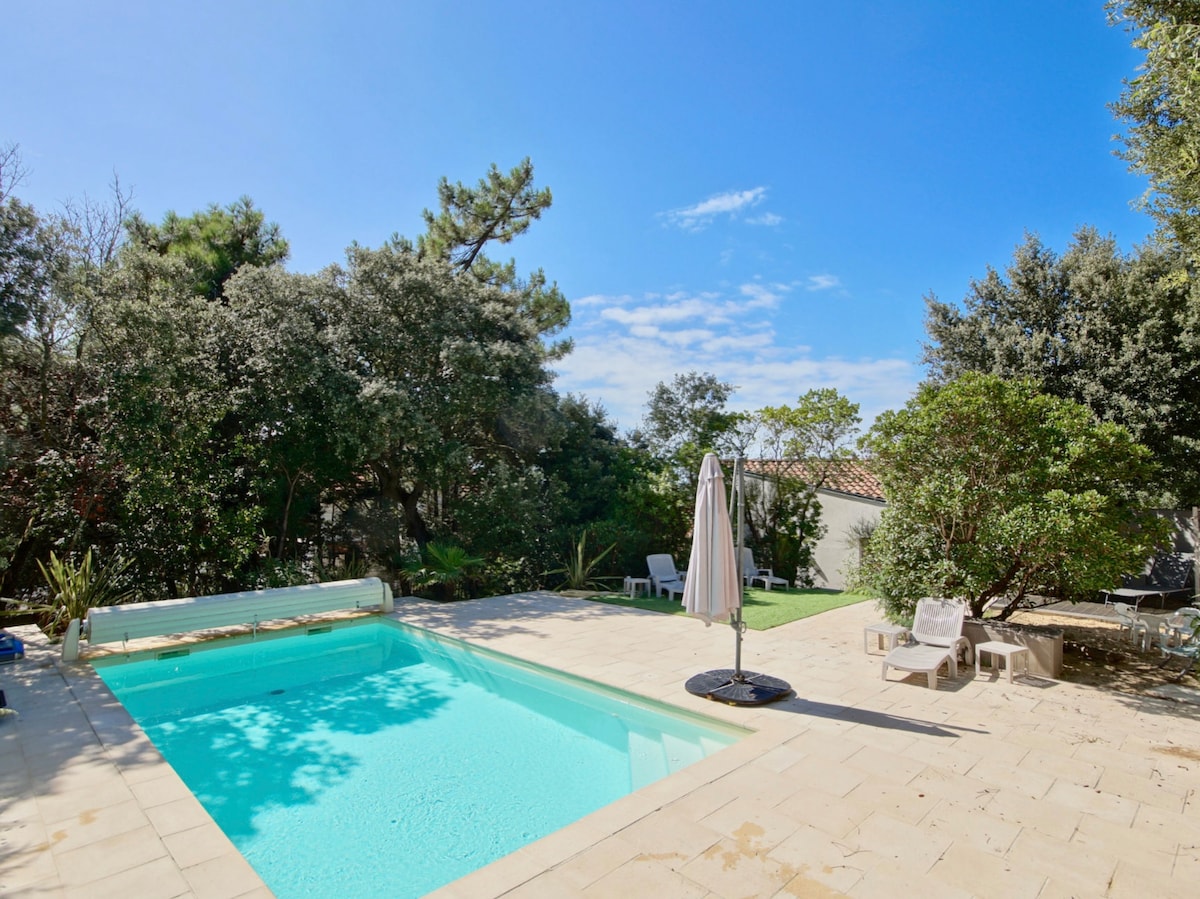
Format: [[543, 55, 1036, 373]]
[[584, 587, 872, 630]]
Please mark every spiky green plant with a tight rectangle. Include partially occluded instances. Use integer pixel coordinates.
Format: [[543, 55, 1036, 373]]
[[545, 529, 618, 591], [34, 549, 134, 637], [317, 556, 372, 583]]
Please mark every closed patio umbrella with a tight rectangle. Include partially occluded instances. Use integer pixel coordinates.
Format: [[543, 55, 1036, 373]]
[[683, 454, 791, 705], [682, 453, 740, 625]]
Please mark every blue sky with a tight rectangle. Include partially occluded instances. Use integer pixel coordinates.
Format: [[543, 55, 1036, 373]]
[[7, 1, 1153, 432]]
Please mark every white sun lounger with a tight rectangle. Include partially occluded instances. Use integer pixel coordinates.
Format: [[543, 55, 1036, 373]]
[[646, 554, 686, 600], [882, 597, 970, 689], [742, 548, 789, 590]]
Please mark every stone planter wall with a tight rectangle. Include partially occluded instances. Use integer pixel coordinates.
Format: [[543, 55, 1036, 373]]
[[963, 618, 1063, 679]]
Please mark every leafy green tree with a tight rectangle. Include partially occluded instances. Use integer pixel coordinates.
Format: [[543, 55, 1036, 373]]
[[749, 389, 862, 585], [857, 373, 1169, 620], [126, 197, 288, 300], [532, 395, 676, 583], [1109, 1, 1200, 253], [629, 372, 740, 565], [86, 247, 264, 596], [0, 198, 57, 338], [639, 372, 738, 474], [0, 167, 128, 597], [223, 266, 369, 562], [536, 395, 625, 530], [329, 241, 553, 549], [924, 228, 1200, 506]]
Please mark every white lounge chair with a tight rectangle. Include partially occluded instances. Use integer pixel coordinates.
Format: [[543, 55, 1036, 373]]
[[882, 597, 970, 689], [742, 548, 788, 591], [646, 554, 686, 600]]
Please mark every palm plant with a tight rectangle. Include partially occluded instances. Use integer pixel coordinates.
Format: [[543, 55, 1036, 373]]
[[403, 541, 484, 601], [33, 549, 134, 637], [545, 529, 618, 591]]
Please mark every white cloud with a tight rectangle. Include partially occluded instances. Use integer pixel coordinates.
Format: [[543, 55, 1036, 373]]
[[806, 274, 842, 291], [599, 293, 741, 327], [663, 187, 770, 231], [739, 282, 786, 309], [554, 284, 919, 433], [573, 292, 634, 308], [747, 212, 783, 226]]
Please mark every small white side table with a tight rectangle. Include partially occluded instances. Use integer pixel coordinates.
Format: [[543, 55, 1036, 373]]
[[623, 577, 651, 598], [864, 623, 909, 654], [974, 641, 1030, 683]]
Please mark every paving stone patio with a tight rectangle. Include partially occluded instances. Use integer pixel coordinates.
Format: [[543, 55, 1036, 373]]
[[2, 592, 1199, 897]]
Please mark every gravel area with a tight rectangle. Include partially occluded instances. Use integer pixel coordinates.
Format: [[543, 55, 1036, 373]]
[[1010, 609, 1195, 693]]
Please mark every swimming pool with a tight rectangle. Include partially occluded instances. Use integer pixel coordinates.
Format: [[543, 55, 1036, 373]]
[[94, 618, 747, 898]]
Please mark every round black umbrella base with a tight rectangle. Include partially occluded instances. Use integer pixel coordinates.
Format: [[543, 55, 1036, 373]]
[[684, 668, 792, 705]]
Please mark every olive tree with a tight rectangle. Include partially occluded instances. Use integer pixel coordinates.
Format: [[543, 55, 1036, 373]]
[[924, 228, 1200, 506], [87, 247, 265, 597], [328, 241, 553, 549], [858, 373, 1169, 620]]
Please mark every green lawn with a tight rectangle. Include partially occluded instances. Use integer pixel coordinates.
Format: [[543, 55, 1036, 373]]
[[585, 586, 873, 630]]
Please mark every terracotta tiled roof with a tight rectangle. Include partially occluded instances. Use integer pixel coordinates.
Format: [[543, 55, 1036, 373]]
[[741, 458, 885, 503]]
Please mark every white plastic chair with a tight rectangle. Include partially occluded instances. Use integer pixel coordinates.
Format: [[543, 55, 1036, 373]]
[[741, 548, 788, 591], [1112, 602, 1153, 651], [882, 598, 971, 689], [1160, 607, 1200, 648], [646, 554, 686, 600], [1159, 637, 1200, 681]]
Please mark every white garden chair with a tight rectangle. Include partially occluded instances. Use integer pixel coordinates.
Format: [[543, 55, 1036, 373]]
[[1160, 607, 1200, 648], [882, 598, 970, 689], [1112, 601, 1154, 651]]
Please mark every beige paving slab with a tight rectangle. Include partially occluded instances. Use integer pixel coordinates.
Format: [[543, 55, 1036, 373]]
[[927, 842, 1046, 899], [848, 857, 973, 898], [544, 837, 642, 892], [53, 824, 169, 887], [581, 852, 708, 898], [769, 822, 868, 895], [921, 797, 1023, 857], [162, 822, 244, 869], [956, 782, 1082, 844], [180, 849, 265, 899], [61, 854, 191, 899], [1006, 828, 1117, 896], [678, 834, 801, 898], [44, 798, 152, 855]]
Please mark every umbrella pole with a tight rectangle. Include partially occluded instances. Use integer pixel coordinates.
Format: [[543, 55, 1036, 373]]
[[733, 456, 746, 679]]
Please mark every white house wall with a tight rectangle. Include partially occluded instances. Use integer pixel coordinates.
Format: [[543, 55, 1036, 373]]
[[810, 491, 885, 590]]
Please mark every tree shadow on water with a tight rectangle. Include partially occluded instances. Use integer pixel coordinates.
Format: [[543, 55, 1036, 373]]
[[150, 669, 451, 841]]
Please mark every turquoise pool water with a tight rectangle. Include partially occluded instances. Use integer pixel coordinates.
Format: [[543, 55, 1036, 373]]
[[94, 618, 745, 898]]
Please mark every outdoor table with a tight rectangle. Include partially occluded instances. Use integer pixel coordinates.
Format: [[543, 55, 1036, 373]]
[[863, 622, 909, 655], [623, 576, 651, 598], [1103, 587, 1171, 610], [974, 641, 1029, 683]]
